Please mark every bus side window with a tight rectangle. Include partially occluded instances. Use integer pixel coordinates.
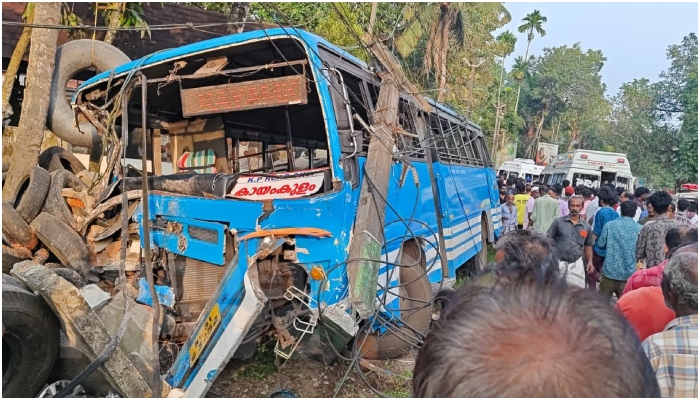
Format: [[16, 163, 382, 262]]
[[428, 113, 451, 162], [474, 135, 490, 167], [396, 99, 425, 159], [447, 120, 467, 163]]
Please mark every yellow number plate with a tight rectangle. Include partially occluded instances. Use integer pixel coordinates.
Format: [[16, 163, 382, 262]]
[[189, 303, 221, 365]]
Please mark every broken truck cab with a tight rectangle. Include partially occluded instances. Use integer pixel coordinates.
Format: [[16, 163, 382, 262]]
[[72, 28, 501, 397]]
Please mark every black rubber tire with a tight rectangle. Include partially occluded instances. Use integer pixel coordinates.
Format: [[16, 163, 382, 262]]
[[38, 146, 87, 175], [47, 40, 130, 149], [463, 215, 489, 276], [359, 243, 433, 360], [11, 166, 51, 223], [1, 245, 32, 275], [42, 169, 87, 228], [48, 267, 86, 289], [2, 285, 60, 397], [29, 213, 90, 279], [2, 273, 29, 291], [2, 201, 38, 250]]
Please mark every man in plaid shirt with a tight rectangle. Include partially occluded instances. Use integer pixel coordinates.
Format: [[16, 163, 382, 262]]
[[622, 227, 698, 297], [642, 252, 698, 398]]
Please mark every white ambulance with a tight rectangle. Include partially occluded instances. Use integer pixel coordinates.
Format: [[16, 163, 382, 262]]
[[541, 150, 636, 190], [497, 158, 545, 182]]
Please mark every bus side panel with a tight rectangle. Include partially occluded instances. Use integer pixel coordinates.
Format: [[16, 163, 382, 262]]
[[437, 163, 494, 275]]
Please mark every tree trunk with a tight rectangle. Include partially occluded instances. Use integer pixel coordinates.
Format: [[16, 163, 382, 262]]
[[423, 19, 438, 78], [228, 2, 250, 34], [568, 128, 579, 150], [514, 38, 532, 113], [524, 108, 546, 159], [492, 55, 507, 157], [436, 16, 450, 103], [3, 2, 61, 201], [2, 4, 34, 120], [103, 3, 123, 45]]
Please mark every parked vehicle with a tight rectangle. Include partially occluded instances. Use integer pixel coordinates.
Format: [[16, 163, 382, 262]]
[[497, 158, 544, 182], [63, 28, 502, 396], [541, 149, 636, 190]]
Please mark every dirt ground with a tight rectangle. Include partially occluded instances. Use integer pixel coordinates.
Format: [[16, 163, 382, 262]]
[[208, 340, 415, 398]]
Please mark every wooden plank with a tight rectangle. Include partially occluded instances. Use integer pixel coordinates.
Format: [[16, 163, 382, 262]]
[[346, 71, 400, 318], [152, 129, 162, 176]]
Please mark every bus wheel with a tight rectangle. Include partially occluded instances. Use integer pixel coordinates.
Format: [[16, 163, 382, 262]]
[[358, 244, 432, 360], [463, 215, 489, 277], [2, 284, 60, 397]]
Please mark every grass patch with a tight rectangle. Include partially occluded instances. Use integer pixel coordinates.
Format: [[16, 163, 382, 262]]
[[232, 339, 277, 381]]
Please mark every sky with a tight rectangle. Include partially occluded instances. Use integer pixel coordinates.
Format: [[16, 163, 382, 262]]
[[496, 1, 699, 96]]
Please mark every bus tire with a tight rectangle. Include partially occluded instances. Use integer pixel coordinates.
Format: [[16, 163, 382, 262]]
[[475, 215, 489, 270], [38, 146, 87, 176], [359, 243, 432, 360], [11, 166, 51, 223], [47, 40, 130, 149], [2, 273, 29, 291], [42, 170, 86, 229], [2, 285, 60, 397], [2, 201, 38, 250], [29, 213, 90, 280], [2, 245, 32, 275]]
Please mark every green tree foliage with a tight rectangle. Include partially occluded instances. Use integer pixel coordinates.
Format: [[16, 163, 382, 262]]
[[517, 44, 609, 157], [610, 33, 698, 187]]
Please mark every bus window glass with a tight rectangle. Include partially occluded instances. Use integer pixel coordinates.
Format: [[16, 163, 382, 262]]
[[552, 173, 565, 185]]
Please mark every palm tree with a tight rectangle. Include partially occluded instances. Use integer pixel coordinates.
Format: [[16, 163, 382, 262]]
[[495, 30, 517, 104], [492, 30, 517, 158], [514, 9, 547, 111], [510, 56, 531, 87], [394, 3, 511, 103]]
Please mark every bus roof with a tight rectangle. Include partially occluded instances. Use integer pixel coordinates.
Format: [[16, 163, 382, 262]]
[[75, 27, 479, 129], [544, 149, 632, 173]]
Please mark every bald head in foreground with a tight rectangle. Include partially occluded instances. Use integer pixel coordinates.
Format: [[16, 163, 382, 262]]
[[413, 271, 660, 397]]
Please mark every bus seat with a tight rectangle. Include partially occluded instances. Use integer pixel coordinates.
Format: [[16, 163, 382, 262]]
[[177, 149, 217, 174]]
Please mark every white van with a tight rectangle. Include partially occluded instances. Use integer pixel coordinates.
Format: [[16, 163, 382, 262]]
[[497, 158, 545, 182], [541, 149, 636, 190]]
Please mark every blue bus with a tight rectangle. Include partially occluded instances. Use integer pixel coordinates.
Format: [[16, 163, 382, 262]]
[[73, 27, 501, 396]]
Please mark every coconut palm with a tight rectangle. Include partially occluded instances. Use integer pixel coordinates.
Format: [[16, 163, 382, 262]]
[[394, 2, 511, 102], [514, 9, 547, 111], [492, 30, 517, 157]]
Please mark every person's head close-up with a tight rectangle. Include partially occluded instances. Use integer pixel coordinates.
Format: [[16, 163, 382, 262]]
[[648, 191, 673, 216], [635, 186, 651, 201], [413, 271, 660, 398], [620, 200, 638, 218], [568, 195, 584, 217], [664, 226, 698, 258], [661, 252, 698, 318]]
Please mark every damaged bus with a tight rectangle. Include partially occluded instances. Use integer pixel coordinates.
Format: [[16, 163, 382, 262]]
[[46, 28, 501, 396]]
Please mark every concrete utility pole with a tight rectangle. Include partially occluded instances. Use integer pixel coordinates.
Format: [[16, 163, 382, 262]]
[[346, 12, 431, 317]]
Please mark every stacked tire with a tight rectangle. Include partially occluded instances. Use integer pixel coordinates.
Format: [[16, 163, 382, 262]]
[[2, 147, 90, 397], [2, 276, 60, 397]]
